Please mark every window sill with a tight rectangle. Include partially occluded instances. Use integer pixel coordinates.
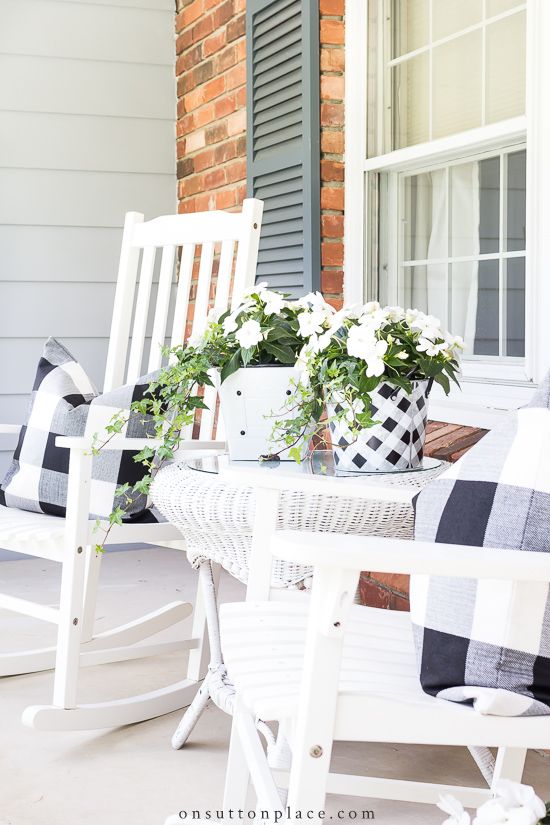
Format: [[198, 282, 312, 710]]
[[428, 379, 536, 428]]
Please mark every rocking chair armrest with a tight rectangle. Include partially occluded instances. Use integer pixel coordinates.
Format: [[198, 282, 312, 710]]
[[272, 530, 550, 583], [55, 435, 226, 453], [55, 435, 163, 452], [0, 424, 22, 435]]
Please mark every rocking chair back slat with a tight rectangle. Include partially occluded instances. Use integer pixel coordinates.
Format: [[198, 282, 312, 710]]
[[170, 244, 195, 353], [103, 211, 144, 393], [126, 245, 156, 384], [148, 244, 176, 373], [198, 239, 236, 440], [104, 199, 263, 438]]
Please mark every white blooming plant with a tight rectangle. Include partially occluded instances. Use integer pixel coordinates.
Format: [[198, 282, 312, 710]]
[[268, 296, 464, 462], [93, 285, 306, 549], [437, 781, 550, 825]]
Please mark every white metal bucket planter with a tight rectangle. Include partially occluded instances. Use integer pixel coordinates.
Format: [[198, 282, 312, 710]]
[[327, 379, 430, 472], [219, 365, 301, 461]]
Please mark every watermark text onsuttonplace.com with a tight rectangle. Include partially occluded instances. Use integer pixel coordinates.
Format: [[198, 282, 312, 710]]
[[177, 809, 375, 821]]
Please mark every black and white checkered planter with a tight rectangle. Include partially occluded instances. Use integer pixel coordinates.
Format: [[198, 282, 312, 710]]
[[327, 380, 430, 472]]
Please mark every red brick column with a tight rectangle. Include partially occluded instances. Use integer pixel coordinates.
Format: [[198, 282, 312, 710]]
[[320, 0, 345, 309], [176, 0, 247, 214]]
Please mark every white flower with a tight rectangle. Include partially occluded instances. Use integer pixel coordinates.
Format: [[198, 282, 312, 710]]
[[260, 289, 286, 316], [297, 291, 334, 313], [188, 323, 207, 348], [438, 794, 471, 825], [359, 307, 391, 331], [446, 333, 465, 351], [222, 314, 239, 334], [472, 782, 546, 825], [362, 300, 381, 314], [297, 309, 328, 338], [417, 337, 449, 357], [235, 319, 264, 349], [396, 350, 409, 360], [346, 324, 388, 377], [243, 281, 268, 296]]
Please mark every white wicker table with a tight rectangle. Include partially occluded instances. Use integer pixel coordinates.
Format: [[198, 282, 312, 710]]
[[152, 450, 446, 751]]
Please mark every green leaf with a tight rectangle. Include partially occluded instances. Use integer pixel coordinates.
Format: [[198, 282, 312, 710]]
[[220, 349, 241, 383], [288, 446, 302, 464], [262, 341, 296, 364], [241, 346, 253, 368]]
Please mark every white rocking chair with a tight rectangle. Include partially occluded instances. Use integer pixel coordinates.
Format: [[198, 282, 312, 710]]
[[0, 198, 263, 732], [217, 511, 550, 816]]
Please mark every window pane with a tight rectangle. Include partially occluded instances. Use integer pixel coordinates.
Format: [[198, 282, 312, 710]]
[[392, 53, 429, 149], [506, 257, 525, 357], [432, 0, 481, 41], [403, 264, 448, 327], [506, 150, 526, 252], [403, 171, 447, 261], [432, 31, 482, 139], [479, 157, 500, 254], [392, 0, 429, 58], [450, 158, 499, 258], [486, 0, 522, 17], [472, 260, 500, 356], [486, 12, 526, 124]]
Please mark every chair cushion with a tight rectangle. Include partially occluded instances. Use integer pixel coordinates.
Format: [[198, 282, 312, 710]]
[[411, 379, 550, 716], [0, 337, 160, 521]]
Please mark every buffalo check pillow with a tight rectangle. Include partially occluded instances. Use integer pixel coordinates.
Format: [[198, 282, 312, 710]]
[[411, 382, 550, 716], [1, 337, 160, 521]]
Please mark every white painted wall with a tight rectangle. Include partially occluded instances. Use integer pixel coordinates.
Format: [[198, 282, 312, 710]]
[[0, 0, 177, 476]]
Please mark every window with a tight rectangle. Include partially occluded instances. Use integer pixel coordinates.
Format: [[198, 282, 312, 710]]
[[355, 0, 532, 398], [379, 147, 526, 361]]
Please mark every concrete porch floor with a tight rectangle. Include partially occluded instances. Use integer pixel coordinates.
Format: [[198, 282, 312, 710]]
[[1, 547, 549, 825]]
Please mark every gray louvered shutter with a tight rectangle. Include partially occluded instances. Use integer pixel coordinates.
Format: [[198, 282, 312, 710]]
[[246, 0, 320, 297]]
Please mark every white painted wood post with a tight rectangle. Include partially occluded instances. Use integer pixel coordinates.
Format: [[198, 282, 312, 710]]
[[53, 447, 94, 708], [286, 565, 359, 815], [492, 748, 527, 787], [80, 545, 102, 643], [231, 199, 263, 309], [246, 487, 279, 602]]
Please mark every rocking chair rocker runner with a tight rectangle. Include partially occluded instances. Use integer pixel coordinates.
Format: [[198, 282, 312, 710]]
[[0, 198, 263, 731]]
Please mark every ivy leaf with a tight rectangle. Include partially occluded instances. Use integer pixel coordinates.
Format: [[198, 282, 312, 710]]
[[288, 446, 302, 464]]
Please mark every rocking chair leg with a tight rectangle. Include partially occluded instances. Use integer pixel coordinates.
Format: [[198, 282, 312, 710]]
[[223, 709, 252, 811], [52, 449, 92, 709], [492, 748, 527, 786], [81, 545, 102, 643]]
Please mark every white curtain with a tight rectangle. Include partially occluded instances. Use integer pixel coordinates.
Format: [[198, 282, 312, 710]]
[[409, 164, 480, 352]]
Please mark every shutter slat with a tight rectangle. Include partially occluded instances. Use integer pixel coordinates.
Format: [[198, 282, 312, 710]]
[[253, 27, 302, 64], [255, 77, 301, 107], [255, 0, 297, 26], [254, 10, 301, 50], [247, 0, 320, 296], [261, 204, 303, 223], [254, 42, 302, 79], [254, 2, 300, 37], [261, 219, 304, 237], [254, 95, 302, 127], [257, 260, 305, 276]]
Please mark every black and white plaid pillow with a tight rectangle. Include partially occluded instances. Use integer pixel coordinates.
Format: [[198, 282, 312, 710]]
[[1, 338, 160, 521], [411, 373, 550, 716]]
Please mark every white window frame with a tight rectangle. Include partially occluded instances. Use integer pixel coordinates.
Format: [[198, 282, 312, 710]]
[[344, 0, 550, 425]]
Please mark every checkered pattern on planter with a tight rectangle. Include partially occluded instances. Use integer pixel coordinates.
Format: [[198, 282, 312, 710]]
[[411, 391, 550, 716], [327, 380, 429, 472], [1, 338, 161, 521]]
